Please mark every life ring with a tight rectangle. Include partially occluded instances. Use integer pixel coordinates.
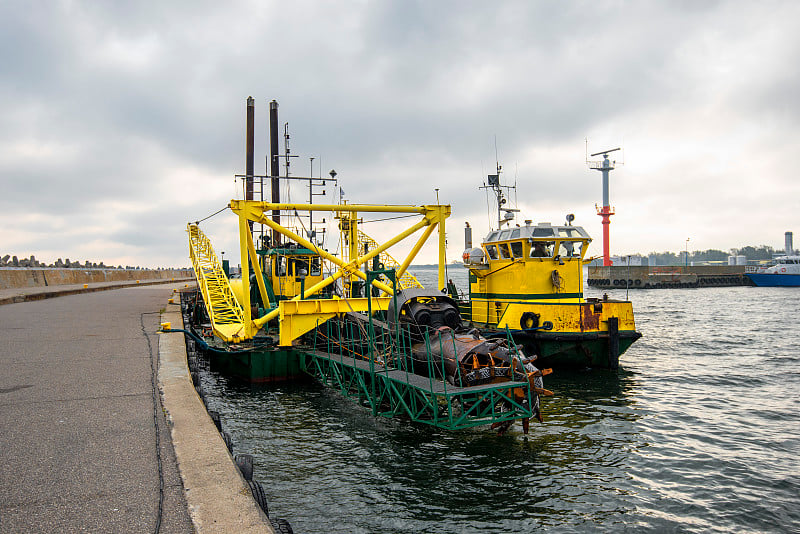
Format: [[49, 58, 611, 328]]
[[520, 311, 540, 329]]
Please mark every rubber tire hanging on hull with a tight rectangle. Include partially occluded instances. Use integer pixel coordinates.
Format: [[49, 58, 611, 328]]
[[520, 311, 539, 330], [247, 479, 269, 516]]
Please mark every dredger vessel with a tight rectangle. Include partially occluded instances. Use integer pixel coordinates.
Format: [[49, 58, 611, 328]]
[[180, 98, 550, 434]]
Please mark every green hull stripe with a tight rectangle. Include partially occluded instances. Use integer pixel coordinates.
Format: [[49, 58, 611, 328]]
[[470, 292, 583, 300]]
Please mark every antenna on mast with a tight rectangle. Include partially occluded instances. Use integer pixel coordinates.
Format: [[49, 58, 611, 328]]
[[480, 139, 518, 230], [494, 135, 499, 176]]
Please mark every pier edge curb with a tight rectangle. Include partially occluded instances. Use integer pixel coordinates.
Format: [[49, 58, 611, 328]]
[[159, 301, 274, 533]]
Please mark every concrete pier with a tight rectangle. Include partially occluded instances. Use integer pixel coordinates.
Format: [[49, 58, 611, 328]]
[[0, 282, 272, 532], [0, 267, 193, 291], [587, 265, 752, 289]]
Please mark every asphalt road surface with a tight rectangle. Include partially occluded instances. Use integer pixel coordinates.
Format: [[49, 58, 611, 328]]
[[0, 284, 193, 533]]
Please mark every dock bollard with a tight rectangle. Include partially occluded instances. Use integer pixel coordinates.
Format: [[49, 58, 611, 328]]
[[160, 322, 171, 331]]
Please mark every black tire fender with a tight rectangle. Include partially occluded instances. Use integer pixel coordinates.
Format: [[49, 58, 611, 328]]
[[209, 410, 222, 432], [247, 479, 269, 516], [235, 454, 254, 481], [520, 311, 539, 330], [271, 518, 295, 534]]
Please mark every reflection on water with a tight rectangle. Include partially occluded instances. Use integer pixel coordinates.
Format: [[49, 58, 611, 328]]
[[196, 269, 799, 533]]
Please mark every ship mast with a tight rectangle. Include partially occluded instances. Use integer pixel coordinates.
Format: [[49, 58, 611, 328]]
[[480, 161, 518, 230]]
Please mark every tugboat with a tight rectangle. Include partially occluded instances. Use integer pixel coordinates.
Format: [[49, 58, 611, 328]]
[[458, 165, 641, 369]]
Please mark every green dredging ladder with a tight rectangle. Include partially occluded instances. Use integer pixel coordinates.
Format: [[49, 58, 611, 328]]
[[299, 270, 535, 430]]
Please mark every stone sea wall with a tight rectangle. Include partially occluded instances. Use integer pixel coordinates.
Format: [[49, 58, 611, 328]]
[[0, 267, 194, 290]]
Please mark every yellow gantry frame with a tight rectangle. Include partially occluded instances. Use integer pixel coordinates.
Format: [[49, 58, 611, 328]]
[[228, 200, 450, 342], [337, 210, 425, 292], [358, 229, 424, 290]]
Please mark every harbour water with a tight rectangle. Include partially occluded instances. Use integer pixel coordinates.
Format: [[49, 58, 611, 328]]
[[196, 265, 799, 533]]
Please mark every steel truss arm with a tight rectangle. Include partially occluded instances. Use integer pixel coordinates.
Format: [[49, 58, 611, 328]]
[[229, 200, 450, 339]]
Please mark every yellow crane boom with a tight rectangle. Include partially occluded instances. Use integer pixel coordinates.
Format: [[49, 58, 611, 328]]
[[187, 223, 246, 341]]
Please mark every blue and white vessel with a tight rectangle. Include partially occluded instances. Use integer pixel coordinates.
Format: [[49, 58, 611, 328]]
[[746, 256, 800, 287]]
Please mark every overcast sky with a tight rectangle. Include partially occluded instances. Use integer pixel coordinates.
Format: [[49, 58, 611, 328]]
[[2, 1, 798, 268]]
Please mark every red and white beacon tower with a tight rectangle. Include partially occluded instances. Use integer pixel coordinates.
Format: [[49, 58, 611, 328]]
[[589, 147, 621, 267]]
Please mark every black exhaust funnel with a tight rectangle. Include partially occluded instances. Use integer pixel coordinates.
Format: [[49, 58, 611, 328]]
[[269, 100, 280, 243], [246, 96, 254, 201]]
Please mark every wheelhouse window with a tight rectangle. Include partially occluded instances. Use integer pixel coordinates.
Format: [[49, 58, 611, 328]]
[[499, 243, 512, 259], [533, 227, 556, 238], [557, 240, 583, 258], [310, 257, 321, 276], [274, 256, 287, 276], [290, 258, 309, 277], [510, 241, 524, 258], [485, 244, 499, 260], [530, 241, 554, 258]]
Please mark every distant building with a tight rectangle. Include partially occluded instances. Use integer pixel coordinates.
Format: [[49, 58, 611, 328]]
[[611, 255, 644, 266]]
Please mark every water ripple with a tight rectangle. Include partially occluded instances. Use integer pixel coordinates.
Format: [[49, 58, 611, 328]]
[[196, 271, 800, 533]]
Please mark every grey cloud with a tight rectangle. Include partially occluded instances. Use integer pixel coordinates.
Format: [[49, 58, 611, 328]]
[[1, 0, 797, 266]]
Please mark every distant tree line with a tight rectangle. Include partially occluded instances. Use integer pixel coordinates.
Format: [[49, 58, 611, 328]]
[[646, 245, 779, 266], [1, 253, 185, 270]]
